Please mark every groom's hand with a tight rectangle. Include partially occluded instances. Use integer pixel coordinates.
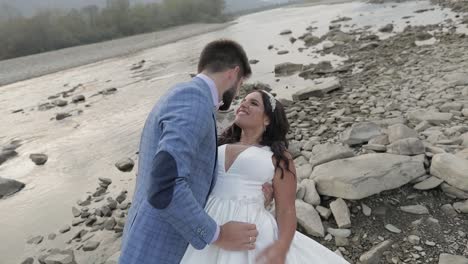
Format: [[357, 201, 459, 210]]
[[214, 221, 258, 251], [262, 183, 274, 208]]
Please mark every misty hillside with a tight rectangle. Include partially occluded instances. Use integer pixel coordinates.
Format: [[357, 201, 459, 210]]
[[225, 0, 291, 13], [0, 0, 291, 16], [0, 0, 161, 16]]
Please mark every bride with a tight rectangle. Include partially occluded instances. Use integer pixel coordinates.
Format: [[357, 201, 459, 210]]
[[180, 89, 349, 264]]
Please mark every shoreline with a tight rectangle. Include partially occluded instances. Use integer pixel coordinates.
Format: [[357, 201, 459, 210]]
[[0, 22, 234, 87]]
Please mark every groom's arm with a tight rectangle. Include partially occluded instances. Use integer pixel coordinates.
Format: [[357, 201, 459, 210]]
[[147, 87, 218, 249]]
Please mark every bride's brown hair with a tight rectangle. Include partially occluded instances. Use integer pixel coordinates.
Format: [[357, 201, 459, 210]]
[[218, 89, 294, 179]]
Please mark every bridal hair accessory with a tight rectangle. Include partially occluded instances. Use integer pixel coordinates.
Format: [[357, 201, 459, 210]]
[[260, 90, 276, 112]]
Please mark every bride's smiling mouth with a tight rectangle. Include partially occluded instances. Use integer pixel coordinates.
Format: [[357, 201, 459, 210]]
[[236, 107, 249, 115]]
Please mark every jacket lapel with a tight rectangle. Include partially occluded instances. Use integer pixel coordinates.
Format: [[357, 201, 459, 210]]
[[208, 112, 218, 194]]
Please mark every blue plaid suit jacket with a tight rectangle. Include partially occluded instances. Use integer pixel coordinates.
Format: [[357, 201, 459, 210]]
[[119, 77, 218, 264]]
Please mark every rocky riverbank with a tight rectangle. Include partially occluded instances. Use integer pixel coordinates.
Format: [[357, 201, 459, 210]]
[[279, 0, 468, 263], [7, 0, 468, 263]]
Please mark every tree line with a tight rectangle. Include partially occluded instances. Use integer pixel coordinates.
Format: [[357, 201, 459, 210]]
[[0, 0, 226, 60]]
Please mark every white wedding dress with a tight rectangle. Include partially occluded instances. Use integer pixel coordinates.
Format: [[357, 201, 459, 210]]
[[181, 144, 350, 264]]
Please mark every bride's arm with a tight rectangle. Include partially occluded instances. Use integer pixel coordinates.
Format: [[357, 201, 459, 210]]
[[256, 152, 297, 264]]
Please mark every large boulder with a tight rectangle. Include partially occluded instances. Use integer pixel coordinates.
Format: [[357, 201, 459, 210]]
[[274, 63, 303, 76], [431, 154, 468, 191], [295, 200, 324, 237], [340, 122, 382, 146], [292, 78, 341, 100], [408, 110, 453, 125], [0, 177, 25, 198], [387, 124, 419, 143], [309, 143, 354, 168], [438, 254, 468, 264], [386, 138, 425, 156], [311, 154, 425, 200]]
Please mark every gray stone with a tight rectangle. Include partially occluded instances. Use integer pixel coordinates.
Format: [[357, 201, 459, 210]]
[[116, 191, 127, 204], [368, 134, 389, 145], [408, 235, 421, 245], [27, 235, 44, 244], [359, 42, 379, 51], [385, 224, 401, 233], [461, 133, 468, 147], [363, 144, 387, 152], [99, 177, 112, 186], [280, 29, 292, 35], [0, 149, 18, 165], [295, 200, 324, 237], [400, 205, 429, 215], [53, 99, 68, 107], [82, 241, 100, 251], [274, 63, 303, 76], [438, 254, 468, 264], [440, 102, 463, 112], [453, 200, 468, 214], [72, 207, 81, 218], [311, 154, 425, 200], [296, 164, 313, 181], [441, 204, 459, 217], [316, 205, 332, 220], [340, 122, 382, 146], [29, 154, 48, 166], [359, 240, 393, 264], [330, 198, 351, 228], [277, 50, 289, 55], [387, 124, 419, 143], [72, 218, 85, 226], [387, 138, 425, 156], [431, 154, 468, 191], [0, 177, 25, 198], [408, 110, 453, 125], [309, 143, 354, 168], [413, 176, 444, 190], [379, 23, 394, 33], [301, 179, 321, 206], [115, 158, 134, 172], [44, 253, 75, 264], [292, 78, 342, 100], [56, 113, 72, 120], [362, 203, 372, 216], [104, 217, 116, 230], [48, 233, 57, 240], [21, 257, 34, 264], [327, 228, 351, 238], [441, 183, 468, 199], [296, 185, 305, 200], [59, 225, 71, 233], [71, 95, 85, 103]]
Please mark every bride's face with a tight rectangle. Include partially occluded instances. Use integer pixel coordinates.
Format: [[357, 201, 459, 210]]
[[234, 92, 270, 130]]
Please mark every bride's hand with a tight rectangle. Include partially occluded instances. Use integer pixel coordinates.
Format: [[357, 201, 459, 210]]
[[255, 241, 288, 264]]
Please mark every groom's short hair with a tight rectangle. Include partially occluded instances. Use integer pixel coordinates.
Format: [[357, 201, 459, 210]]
[[198, 39, 252, 78]]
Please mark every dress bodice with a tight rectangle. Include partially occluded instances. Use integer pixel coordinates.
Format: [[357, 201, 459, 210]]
[[210, 144, 275, 201]]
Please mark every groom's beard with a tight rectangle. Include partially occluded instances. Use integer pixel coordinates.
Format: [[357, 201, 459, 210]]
[[218, 84, 237, 111]]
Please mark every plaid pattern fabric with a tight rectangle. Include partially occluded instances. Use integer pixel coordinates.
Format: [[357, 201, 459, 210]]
[[119, 78, 218, 264]]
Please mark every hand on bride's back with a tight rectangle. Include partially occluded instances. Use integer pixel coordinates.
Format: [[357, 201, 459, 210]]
[[255, 241, 288, 264], [214, 221, 258, 251]]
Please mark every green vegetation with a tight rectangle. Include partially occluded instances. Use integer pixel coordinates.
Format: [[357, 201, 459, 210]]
[[0, 0, 226, 60]]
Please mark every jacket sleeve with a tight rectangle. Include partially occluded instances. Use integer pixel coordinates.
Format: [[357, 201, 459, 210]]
[[147, 86, 218, 250]]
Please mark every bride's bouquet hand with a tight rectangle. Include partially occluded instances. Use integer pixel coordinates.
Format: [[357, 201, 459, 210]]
[[255, 241, 288, 264]]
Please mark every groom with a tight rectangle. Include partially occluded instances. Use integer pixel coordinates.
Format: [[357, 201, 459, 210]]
[[119, 40, 263, 264]]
